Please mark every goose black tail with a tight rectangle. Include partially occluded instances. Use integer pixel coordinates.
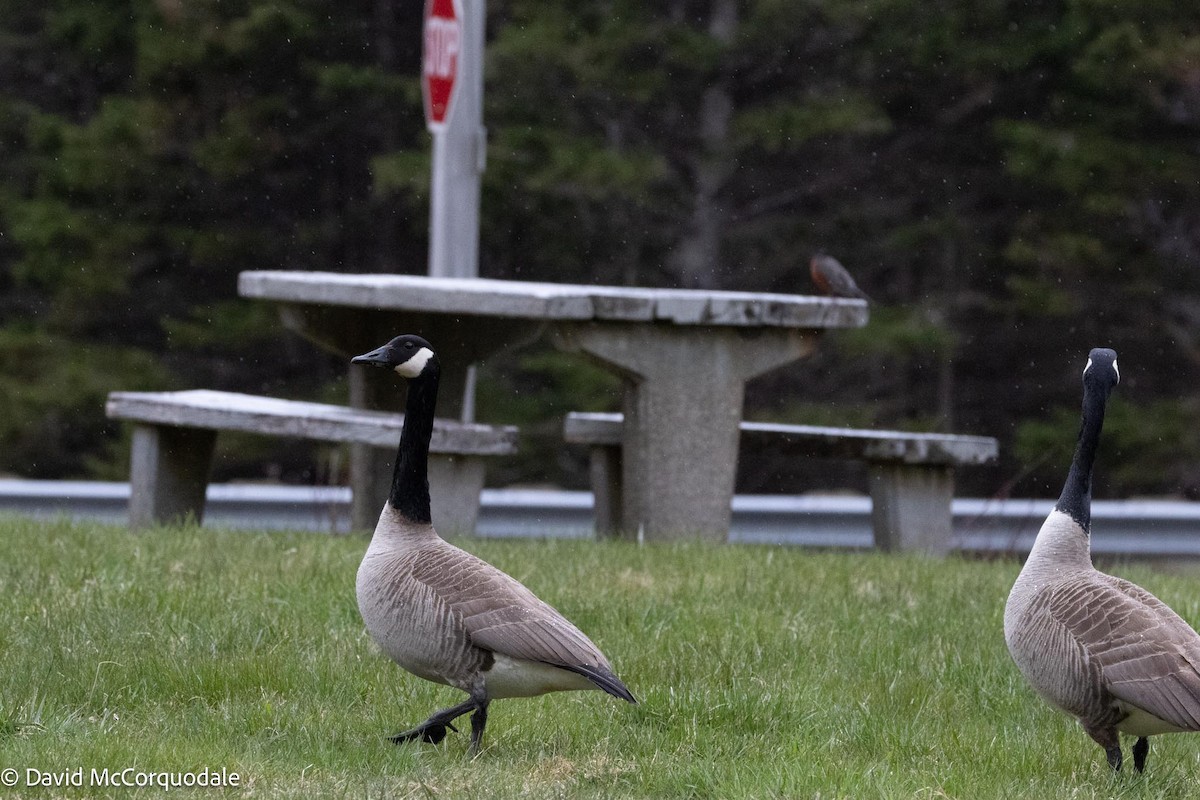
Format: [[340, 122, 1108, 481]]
[[557, 663, 637, 703]]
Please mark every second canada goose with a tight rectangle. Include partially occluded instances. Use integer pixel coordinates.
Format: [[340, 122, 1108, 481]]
[[1005, 348, 1200, 772], [351, 334, 636, 754]]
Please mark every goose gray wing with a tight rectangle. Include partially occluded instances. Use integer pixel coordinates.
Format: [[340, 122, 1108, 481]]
[[408, 544, 615, 673], [1048, 576, 1200, 731]]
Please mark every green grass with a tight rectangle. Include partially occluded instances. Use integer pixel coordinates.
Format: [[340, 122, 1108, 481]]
[[3, 516, 1200, 798]]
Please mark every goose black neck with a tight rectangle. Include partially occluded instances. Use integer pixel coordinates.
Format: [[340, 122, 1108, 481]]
[[389, 364, 439, 524], [1055, 379, 1110, 531]]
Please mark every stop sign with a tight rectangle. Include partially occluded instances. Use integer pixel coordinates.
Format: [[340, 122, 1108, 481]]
[[422, 0, 463, 131]]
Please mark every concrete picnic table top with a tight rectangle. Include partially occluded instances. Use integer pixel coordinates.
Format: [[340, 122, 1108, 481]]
[[238, 270, 869, 541], [238, 271, 866, 328]]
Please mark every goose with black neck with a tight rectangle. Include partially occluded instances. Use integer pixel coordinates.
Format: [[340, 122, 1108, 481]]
[[1004, 348, 1200, 772], [351, 334, 635, 755]]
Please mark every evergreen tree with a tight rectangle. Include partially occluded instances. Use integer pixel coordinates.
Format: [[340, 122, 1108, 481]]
[[1, 0, 1198, 497]]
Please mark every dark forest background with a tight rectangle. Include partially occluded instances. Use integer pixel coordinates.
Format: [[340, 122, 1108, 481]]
[[2, 0, 1199, 500]]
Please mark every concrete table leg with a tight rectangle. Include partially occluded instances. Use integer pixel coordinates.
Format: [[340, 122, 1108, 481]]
[[427, 455, 487, 536], [128, 424, 217, 528], [552, 323, 815, 542]]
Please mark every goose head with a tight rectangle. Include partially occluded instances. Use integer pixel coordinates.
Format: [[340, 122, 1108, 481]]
[[352, 335, 438, 379], [1083, 348, 1119, 395]]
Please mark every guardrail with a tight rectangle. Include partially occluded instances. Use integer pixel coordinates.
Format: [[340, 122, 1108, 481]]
[[3, 480, 1199, 558]]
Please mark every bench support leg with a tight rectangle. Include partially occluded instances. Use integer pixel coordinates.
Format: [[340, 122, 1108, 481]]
[[128, 424, 217, 528], [589, 444, 623, 538], [350, 366, 400, 531], [868, 463, 955, 555]]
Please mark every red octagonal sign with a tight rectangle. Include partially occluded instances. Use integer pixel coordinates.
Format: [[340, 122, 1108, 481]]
[[422, 0, 462, 131]]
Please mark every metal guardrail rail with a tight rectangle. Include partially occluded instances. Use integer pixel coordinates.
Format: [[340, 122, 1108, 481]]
[[2, 480, 1199, 557]]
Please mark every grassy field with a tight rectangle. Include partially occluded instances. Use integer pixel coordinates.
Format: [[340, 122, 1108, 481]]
[[3, 516, 1200, 798]]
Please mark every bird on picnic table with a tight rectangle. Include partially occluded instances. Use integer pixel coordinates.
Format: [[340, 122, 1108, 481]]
[[1005, 348, 1200, 773], [350, 334, 636, 755], [809, 252, 871, 301]]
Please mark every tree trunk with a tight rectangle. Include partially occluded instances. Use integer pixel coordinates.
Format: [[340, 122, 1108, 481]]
[[667, 0, 737, 290], [934, 235, 958, 431], [375, 0, 400, 272]]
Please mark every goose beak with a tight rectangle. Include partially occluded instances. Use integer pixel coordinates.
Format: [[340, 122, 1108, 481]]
[[351, 345, 391, 367]]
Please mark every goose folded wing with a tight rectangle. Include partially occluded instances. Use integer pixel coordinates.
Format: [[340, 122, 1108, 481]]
[[466, 605, 611, 668], [409, 546, 613, 671], [1050, 577, 1200, 731]]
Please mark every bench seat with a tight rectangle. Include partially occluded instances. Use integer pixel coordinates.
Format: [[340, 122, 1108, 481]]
[[106, 390, 518, 533], [564, 411, 998, 553]]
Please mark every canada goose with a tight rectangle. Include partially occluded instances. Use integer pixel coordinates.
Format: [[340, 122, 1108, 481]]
[[809, 253, 871, 302], [1004, 348, 1200, 772], [351, 334, 636, 754]]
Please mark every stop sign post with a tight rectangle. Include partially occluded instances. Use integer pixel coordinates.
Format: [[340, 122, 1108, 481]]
[[423, 0, 483, 282], [421, 0, 484, 424], [350, 0, 484, 531]]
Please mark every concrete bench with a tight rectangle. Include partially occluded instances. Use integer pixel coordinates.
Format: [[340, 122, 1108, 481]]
[[105, 390, 518, 534], [564, 411, 998, 553]]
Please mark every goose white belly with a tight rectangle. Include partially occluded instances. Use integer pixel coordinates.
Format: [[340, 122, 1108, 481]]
[[484, 654, 596, 699], [1116, 703, 1190, 737]]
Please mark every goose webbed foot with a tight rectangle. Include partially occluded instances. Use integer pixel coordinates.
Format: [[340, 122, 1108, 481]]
[[388, 697, 479, 747], [1132, 737, 1148, 773], [389, 695, 491, 751], [388, 719, 459, 745]]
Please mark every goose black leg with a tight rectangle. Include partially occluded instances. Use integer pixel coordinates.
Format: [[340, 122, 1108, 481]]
[[1104, 744, 1123, 771], [388, 697, 476, 745], [1085, 725, 1123, 771], [469, 700, 490, 755], [1132, 737, 1149, 773]]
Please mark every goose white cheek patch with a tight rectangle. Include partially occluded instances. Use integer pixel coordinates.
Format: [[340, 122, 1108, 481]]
[[395, 347, 434, 378], [1083, 357, 1119, 383]]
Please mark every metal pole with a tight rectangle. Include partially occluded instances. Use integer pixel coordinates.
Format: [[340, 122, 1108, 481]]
[[426, 0, 485, 420], [427, 0, 485, 279]]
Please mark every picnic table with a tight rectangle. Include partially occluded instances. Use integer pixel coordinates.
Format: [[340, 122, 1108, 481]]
[[238, 271, 868, 541]]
